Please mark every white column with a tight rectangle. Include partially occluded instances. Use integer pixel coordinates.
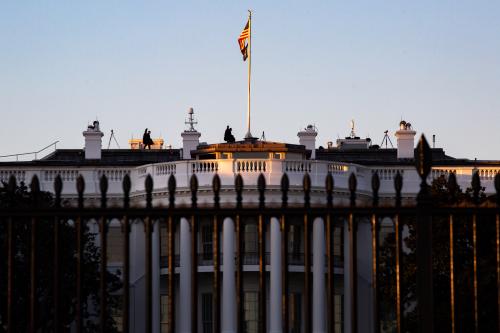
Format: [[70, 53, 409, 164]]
[[313, 217, 326, 333], [179, 218, 191, 333], [222, 217, 236, 333], [269, 217, 282, 333]]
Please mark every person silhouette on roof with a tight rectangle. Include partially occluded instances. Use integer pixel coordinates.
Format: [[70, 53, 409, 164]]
[[143, 129, 154, 149], [224, 126, 235, 143]]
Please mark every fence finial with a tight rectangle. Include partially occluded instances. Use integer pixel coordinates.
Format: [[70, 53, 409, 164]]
[[495, 173, 500, 206], [448, 173, 457, 203], [235, 174, 243, 208], [168, 174, 176, 207], [76, 175, 85, 208], [415, 135, 432, 181], [258, 173, 266, 208], [325, 172, 334, 207], [122, 174, 131, 208], [371, 172, 380, 206], [394, 172, 403, 207], [100, 175, 108, 208], [471, 171, 481, 205], [281, 173, 289, 207], [7, 175, 16, 193], [212, 174, 221, 208], [349, 173, 357, 206], [30, 174, 40, 206], [303, 173, 311, 207], [190, 174, 198, 208], [54, 174, 63, 207], [145, 174, 153, 209]]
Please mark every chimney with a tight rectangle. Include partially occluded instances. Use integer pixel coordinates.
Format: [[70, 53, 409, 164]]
[[181, 107, 201, 159], [395, 120, 416, 159], [297, 125, 318, 159], [83, 120, 104, 159]]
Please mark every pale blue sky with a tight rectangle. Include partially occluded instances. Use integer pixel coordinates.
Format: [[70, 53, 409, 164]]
[[1, 1, 499, 160]]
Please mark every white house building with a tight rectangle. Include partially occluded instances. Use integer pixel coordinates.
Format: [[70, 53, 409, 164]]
[[1, 110, 499, 333]]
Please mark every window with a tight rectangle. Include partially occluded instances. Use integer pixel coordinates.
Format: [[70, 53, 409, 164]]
[[334, 226, 344, 261], [289, 224, 303, 263], [160, 224, 168, 257], [160, 295, 169, 333], [109, 294, 123, 332], [201, 224, 213, 261], [244, 292, 258, 333], [289, 293, 302, 333], [334, 294, 344, 333], [107, 226, 124, 263], [202, 293, 213, 333], [244, 223, 258, 264]]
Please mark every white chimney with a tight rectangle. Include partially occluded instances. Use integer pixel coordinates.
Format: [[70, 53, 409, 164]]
[[83, 120, 104, 159], [181, 107, 201, 159], [395, 121, 416, 159], [297, 125, 318, 159]]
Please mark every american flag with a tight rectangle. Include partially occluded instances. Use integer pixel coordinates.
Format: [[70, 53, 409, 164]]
[[238, 20, 250, 61]]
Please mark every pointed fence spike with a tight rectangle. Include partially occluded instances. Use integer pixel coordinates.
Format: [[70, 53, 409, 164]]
[[371, 172, 380, 206], [394, 172, 403, 207], [190, 174, 198, 207], [495, 173, 500, 206], [415, 135, 432, 180], [325, 172, 334, 207], [54, 174, 63, 207], [235, 174, 243, 208], [448, 172, 457, 198], [145, 174, 153, 208], [258, 173, 266, 208], [7, 175, 16, 193], [30, 174, 40, 194], [122, 174, 131, 208], [349, 173, 357, 206], [76, 175, 85, 208], [471, 171, 481, 204], [303, 173, 311, 207], [212, 174, 221, 208], [168, 174, 176, 207], [100, 175, 108, 208], [281, 173, 289, 207]]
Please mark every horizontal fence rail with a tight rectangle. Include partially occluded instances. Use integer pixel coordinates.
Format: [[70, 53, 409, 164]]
[[0, 135, 499, 333]]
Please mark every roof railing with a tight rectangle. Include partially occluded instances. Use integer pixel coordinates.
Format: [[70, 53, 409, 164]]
[[0, 141, 59, 161]]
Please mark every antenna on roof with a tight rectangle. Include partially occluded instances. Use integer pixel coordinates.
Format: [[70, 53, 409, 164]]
[[185, 107, 198, 132], [107, 129, 121, 149]]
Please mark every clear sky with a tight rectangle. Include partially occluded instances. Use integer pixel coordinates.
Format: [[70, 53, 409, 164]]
[[1, 1, 499, 160]]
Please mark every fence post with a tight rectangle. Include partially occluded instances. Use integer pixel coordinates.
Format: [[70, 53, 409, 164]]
[[415, 135, 433, 333]]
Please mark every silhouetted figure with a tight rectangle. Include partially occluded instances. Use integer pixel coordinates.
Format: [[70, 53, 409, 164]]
[[143, 128, 154, 149], [224, 125, 236, 143]]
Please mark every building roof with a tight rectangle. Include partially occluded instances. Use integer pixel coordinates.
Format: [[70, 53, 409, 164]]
[[0, 149, 181, 167]]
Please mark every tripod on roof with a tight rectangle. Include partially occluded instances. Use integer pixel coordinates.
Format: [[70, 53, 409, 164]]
[[381, 130, 394, 149], [107, 129, 121, 149]]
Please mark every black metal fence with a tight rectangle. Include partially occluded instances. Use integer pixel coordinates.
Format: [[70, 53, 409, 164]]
[[0, 135, 499, 333]]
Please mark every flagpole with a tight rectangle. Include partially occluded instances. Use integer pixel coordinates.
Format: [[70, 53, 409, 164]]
[[245, 10, 253, 139]]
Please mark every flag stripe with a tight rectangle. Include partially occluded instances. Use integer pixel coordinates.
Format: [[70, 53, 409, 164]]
[[238, 19, 250, 61]]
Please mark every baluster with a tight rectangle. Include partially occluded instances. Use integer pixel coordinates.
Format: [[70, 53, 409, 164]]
[[281, 173, 290, 332], [415, 135, 433, 333], [190, 174, 199, 333], [348, 173, 358, 333], [394, 172, 403, 333], [235, 174, 244, 333], [325, 172, 335, 333], [371, 172, 380, 333], [212, 174, 221, 333], [257, 173, 267, 333], [122, 174, 131, 333], [167, 175, 176, 333], [99, 175, 108, 333], [145, 174, 153, 333], [53, 175, 62, 333]]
